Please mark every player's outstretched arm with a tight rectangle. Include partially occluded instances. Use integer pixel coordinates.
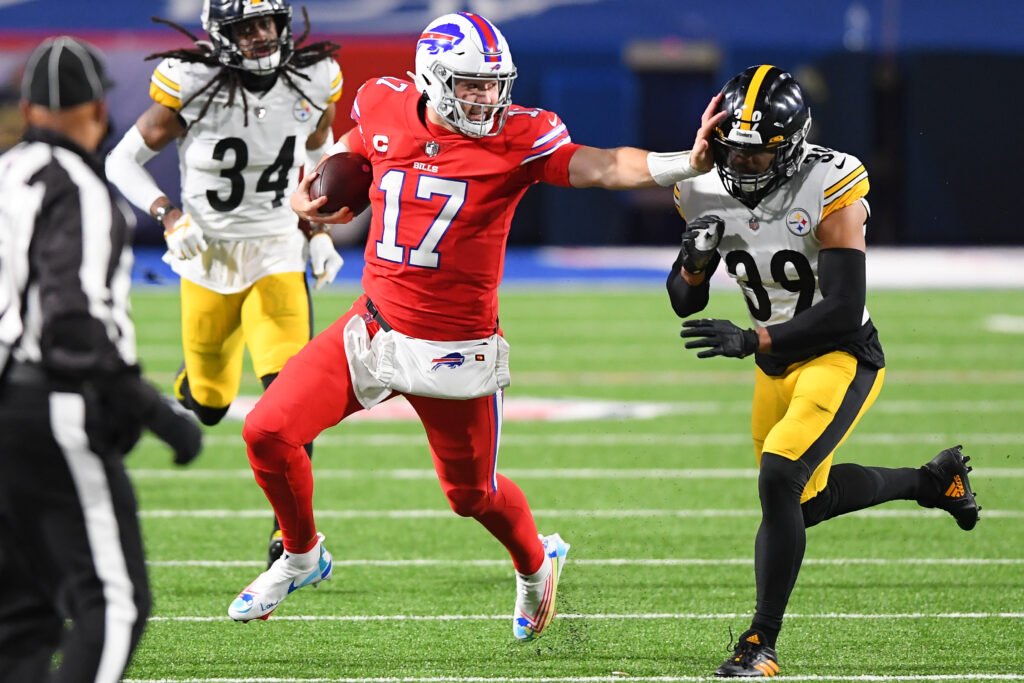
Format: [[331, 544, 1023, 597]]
[[567, 94, 725, 189]]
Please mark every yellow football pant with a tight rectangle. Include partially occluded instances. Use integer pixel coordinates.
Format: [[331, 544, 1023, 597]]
[[752, 351, 885, 503], [175, 272, 311, 410]]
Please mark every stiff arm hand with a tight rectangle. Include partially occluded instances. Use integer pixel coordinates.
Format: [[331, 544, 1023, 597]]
[[689, 93, 725, 173]]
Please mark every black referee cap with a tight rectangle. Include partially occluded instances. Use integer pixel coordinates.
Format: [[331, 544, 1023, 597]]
[[21, 36, 114, 110]]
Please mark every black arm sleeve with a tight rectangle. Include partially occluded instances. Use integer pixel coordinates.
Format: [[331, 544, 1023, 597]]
[[767, 247, 866, 354], [666, 251, 721, 318]]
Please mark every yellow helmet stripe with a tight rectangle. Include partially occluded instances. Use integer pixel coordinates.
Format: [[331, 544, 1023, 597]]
[[739, 64, 775, 131]]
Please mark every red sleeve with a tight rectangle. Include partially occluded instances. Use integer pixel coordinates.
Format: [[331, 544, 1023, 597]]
[[342, 126, 368, 157], [524, 142, 581, 187]]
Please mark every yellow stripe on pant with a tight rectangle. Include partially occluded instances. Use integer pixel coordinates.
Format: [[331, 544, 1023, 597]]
[[177, 272, 311, 410], [751, 351, 885, 503]]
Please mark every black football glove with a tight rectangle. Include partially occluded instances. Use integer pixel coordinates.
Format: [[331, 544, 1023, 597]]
[[146, 394, 203, 466], [680, 318, 758, 359], [89, 370, 202, 465], [679, 214, 725, 274]]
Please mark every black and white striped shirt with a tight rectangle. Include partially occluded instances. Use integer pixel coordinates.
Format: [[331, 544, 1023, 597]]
[[0, 126, 138, 383]]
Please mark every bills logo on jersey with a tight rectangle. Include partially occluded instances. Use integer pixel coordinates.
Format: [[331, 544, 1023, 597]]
[[786, 208, 812, 236], [293, 98, 313, 122], [431, 352, 466, 371], [418, 24, 465, 54]]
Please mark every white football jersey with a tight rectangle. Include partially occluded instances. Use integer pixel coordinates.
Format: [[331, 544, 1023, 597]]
[[675, 146, 871, 328], [150, 56, 342, 240]]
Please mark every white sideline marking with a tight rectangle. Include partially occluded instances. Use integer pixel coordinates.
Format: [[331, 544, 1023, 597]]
[[985, 314, 1024, 334], [186, 431, 1024, 449], [139, 508, 1024, 520], [147, 611, 1024, 624], [128, 466, 1024, 480], [124, 676, 1024, 683], [147, 557, 1024, 569]]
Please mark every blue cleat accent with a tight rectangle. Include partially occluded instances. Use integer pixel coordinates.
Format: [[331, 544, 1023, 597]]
[[228, 532, 333, 622], [513, 533, 570, 641]]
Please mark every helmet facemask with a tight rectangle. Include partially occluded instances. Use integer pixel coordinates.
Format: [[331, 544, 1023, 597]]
[[713, 116, 810, 208], [203, 2, 293, 76], [426, 65, 516, 138], [412, 12, 517, 138]]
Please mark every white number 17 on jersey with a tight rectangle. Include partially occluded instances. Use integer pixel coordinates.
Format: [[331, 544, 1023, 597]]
[[375, 170, 467, 269]]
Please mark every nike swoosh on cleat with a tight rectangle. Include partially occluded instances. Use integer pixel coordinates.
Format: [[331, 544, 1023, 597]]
[[288, 571, 320, 594]]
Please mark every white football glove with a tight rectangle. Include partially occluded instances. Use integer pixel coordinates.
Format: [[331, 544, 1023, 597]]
[[164, 213, 208, 260], [309, 232, 343, 290]]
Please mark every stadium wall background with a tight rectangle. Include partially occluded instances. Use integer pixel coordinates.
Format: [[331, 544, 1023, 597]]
[[1, 0, 1020, 248]]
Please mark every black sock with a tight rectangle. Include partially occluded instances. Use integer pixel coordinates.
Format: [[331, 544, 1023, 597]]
[[751, 454, 810, 649], [802, 463, 926, 527]]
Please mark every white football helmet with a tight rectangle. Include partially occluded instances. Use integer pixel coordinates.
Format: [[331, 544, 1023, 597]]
[[411, 12, 517, 138]]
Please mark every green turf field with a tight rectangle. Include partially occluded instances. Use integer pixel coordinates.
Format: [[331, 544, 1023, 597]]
[[124, 287, 1024, 681]]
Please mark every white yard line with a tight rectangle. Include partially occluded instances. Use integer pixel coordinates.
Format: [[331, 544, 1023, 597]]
[[147, 557, 1024, 569], [139, 508, 1024, 520], [146, 612, 1024, 624], [129, 466, 1024, 480], [180, 432, 1024, 449], [124, 675, 1024, 683]]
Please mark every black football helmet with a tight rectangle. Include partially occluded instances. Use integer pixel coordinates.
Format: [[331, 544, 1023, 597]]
[[712, 65, 811, 208], [202, 0, 293, 75]]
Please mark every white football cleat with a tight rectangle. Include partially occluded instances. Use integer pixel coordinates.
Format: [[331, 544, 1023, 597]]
[[228, 532, 333, 622], [513, 532, 570, 641]]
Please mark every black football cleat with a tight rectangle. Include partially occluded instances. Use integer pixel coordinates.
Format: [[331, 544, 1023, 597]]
[[715, 630, 780, 677], [267, 529, 285, 569], [920, 445, 981, 531]]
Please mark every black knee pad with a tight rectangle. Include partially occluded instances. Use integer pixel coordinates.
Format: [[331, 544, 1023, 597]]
[[260, 373, 278, 391], [759, 453, 811, 503], [191, 403, 229, 426], [178, 374, 229, 425]]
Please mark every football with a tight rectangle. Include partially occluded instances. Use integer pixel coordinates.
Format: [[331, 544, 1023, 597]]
[[308, 152, 373, 216]]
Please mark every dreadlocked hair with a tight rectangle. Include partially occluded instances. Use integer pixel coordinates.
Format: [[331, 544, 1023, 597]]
[[146, 7, 340, 130]]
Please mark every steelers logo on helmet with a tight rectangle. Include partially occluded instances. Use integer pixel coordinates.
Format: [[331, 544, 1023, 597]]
[[202, 0, 295, 75], [712, 64, 812, 209], [411, 12, 517, 138]]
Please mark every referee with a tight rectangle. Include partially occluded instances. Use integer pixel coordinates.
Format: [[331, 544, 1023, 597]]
[[0, 37, 202, 682]]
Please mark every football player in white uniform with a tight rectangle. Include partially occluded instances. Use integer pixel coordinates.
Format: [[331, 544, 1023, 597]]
[[667, 65, 981, 677], [106, 0, 344, 566]]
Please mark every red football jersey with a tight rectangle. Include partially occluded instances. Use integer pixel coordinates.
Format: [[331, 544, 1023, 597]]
[[347, 77, 580, 340]]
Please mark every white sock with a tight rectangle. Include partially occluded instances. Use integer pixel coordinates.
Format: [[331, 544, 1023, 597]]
[[518, 554, 551, 585], [282, 537, 321, 570]]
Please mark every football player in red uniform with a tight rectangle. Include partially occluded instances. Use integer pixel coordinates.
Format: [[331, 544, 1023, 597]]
[[227, 11, 724, 639]]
